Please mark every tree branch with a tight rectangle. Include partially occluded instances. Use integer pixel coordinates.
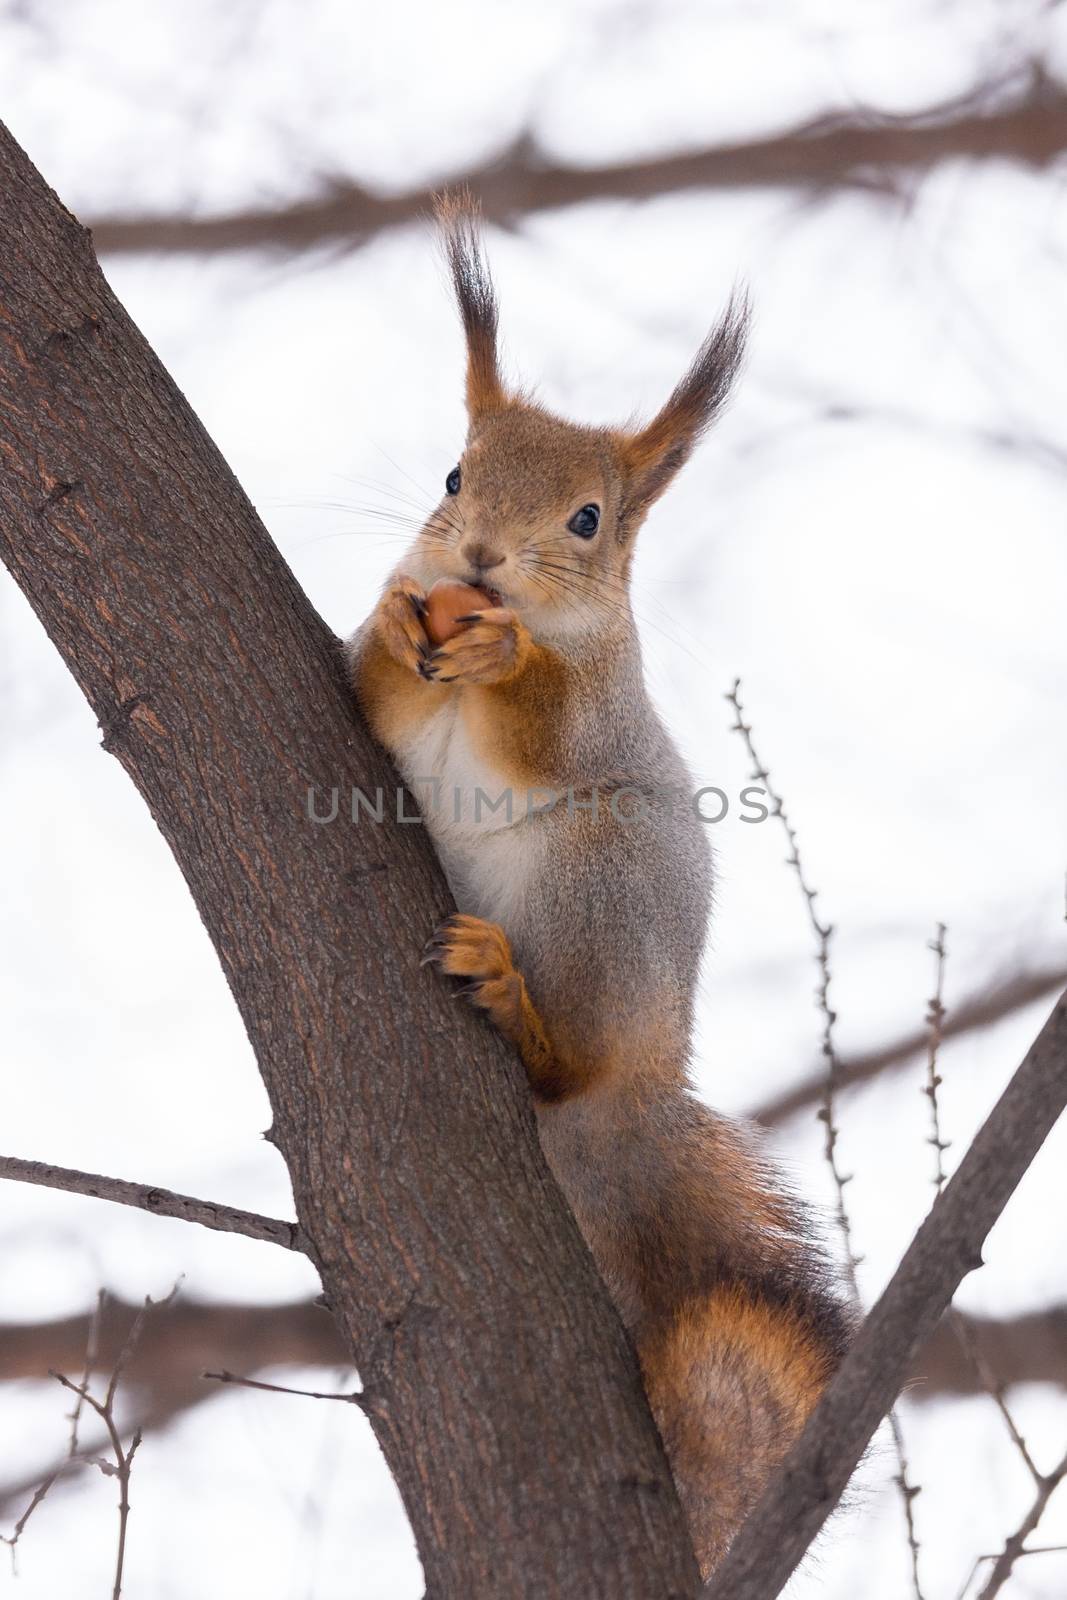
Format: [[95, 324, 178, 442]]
[[703, 987, 1067, 1600], [0, 120, 697, 1597], [4, 1291, 1065, 1535], [975, 1445, 1067, 1598], [751, 961, 1067, 1128], [0, 1155, 305, 1251], [86, 79, 1067, 258], [3, 1293, 1064, 1412]]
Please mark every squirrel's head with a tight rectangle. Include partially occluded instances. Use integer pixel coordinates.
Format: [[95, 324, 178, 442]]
[[411, 191, 748, 638]]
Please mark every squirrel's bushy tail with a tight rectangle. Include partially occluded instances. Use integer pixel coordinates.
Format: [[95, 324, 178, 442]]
[[638, 1278, 845, 1575], [540, 1090, 852, 1578]]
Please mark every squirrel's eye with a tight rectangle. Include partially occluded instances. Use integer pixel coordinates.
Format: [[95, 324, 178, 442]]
[[568, 503, 600, 539], [445, 466, 462, 495]]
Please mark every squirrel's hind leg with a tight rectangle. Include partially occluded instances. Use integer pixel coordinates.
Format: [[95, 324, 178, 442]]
[[424, 914, 590, 1101]]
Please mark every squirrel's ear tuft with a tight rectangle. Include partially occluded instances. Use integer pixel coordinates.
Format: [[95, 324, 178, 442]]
[[618, 290, 749, 531], [435, 188, 505, 422]]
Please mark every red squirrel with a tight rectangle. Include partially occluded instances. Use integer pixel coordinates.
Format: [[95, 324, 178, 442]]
[[348, 193, 851, 1577]]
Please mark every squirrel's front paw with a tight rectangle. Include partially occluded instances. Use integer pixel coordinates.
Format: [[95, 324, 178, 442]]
[[376, 575, 434, 678], [426, 607, 528, 686], [422, 914, 521, 1021]]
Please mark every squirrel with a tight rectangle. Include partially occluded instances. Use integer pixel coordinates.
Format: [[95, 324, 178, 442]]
[[347, 194, 851, 1578]]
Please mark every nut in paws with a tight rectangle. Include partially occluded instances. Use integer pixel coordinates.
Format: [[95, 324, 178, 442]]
[[428, 607, 526, 685]]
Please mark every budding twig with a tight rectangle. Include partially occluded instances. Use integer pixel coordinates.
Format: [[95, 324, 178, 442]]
[[922, 933, 1067, 1599], [726, 677, 925, 1598]]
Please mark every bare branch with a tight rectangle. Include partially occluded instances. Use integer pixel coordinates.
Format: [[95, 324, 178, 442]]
[[914, 1304, 1067, 1397], [0, 1380, 208, 1528], [4, 1292, 166, 1597], [702, 986, 1067, 1600], [203, 1369, 365, 1407], [85, 79, 1067, 258], [1, 1290, 107, 1564], [6, 1293, 1064, 1428], [751, 961, 1067, 1128], [975, 1445, 1067, 1599], [67, 1289, 105, 1457], [2, 1292, 1064, 1535], [922, 924, 951, 1192], [52, 1371, 141, 1600], [0, 1471, 61, 1563], [0, 1154, 306, 1252]]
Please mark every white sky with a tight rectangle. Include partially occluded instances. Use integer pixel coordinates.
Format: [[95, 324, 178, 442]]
[[1, 2, 1066, 1596]]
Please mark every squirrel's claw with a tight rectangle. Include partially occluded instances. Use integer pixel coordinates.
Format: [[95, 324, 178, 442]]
[[425, 608, 526, 686], [376, 575, 431, 676], [420, 916, 460, 967]]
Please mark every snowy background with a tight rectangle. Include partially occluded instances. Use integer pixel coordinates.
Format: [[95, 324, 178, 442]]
[[2, 1, 1066, 1596]]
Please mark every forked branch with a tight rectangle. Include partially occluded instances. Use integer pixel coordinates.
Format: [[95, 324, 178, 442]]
[[702, 987, 1067, 1600]]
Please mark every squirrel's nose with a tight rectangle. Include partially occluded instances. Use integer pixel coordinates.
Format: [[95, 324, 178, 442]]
[[461, 541, 505, 573]]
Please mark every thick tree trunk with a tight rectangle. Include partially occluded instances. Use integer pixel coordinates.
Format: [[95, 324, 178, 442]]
[[0, 123, 699, 1598]]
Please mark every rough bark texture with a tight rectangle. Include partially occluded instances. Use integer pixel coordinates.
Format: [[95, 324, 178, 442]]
[[0, 122, 699, 1598], [702, 988, 1067, 1600]]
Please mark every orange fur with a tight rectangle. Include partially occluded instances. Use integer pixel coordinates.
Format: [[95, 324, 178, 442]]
[[640, 1287, 837, 1574], [424, 914, 605, 1102], [347, 197, 848, 1580]]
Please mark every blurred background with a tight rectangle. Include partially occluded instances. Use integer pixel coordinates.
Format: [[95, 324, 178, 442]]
[[2, 2, 1066, 1596]]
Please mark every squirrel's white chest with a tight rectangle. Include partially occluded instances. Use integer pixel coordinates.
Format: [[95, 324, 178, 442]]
[[389, 698, 542, 927]]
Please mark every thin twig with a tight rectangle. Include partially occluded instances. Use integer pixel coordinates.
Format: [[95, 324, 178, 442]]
[[888, 1410, 924, 1598], [52, 1373, 141, 1600], [0, 1473, 61, 1563], [975, 1446, 1067, 1599], [725, 680, 860, 1290], [49, 1289, 175, 1600], [922, 924, 951, 1192], [0, 1154, 306, 1252], [957, 1545, 1067, 1600], [1, 1290, 108, 1567], [924, 939, 1067, 1597], [751, 961, 1067, 1127], [203, 1369, 366, 1408], [923, 930, 1043, 1481], [726, 678, 925, 1597], [67, 1289, 105, 1456], [3, 1288, 171, 1595], [951, 1313, 1042, 1483]]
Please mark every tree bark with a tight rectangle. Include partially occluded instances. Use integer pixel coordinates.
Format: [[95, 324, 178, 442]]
[[0, 122, 699, 1598]]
